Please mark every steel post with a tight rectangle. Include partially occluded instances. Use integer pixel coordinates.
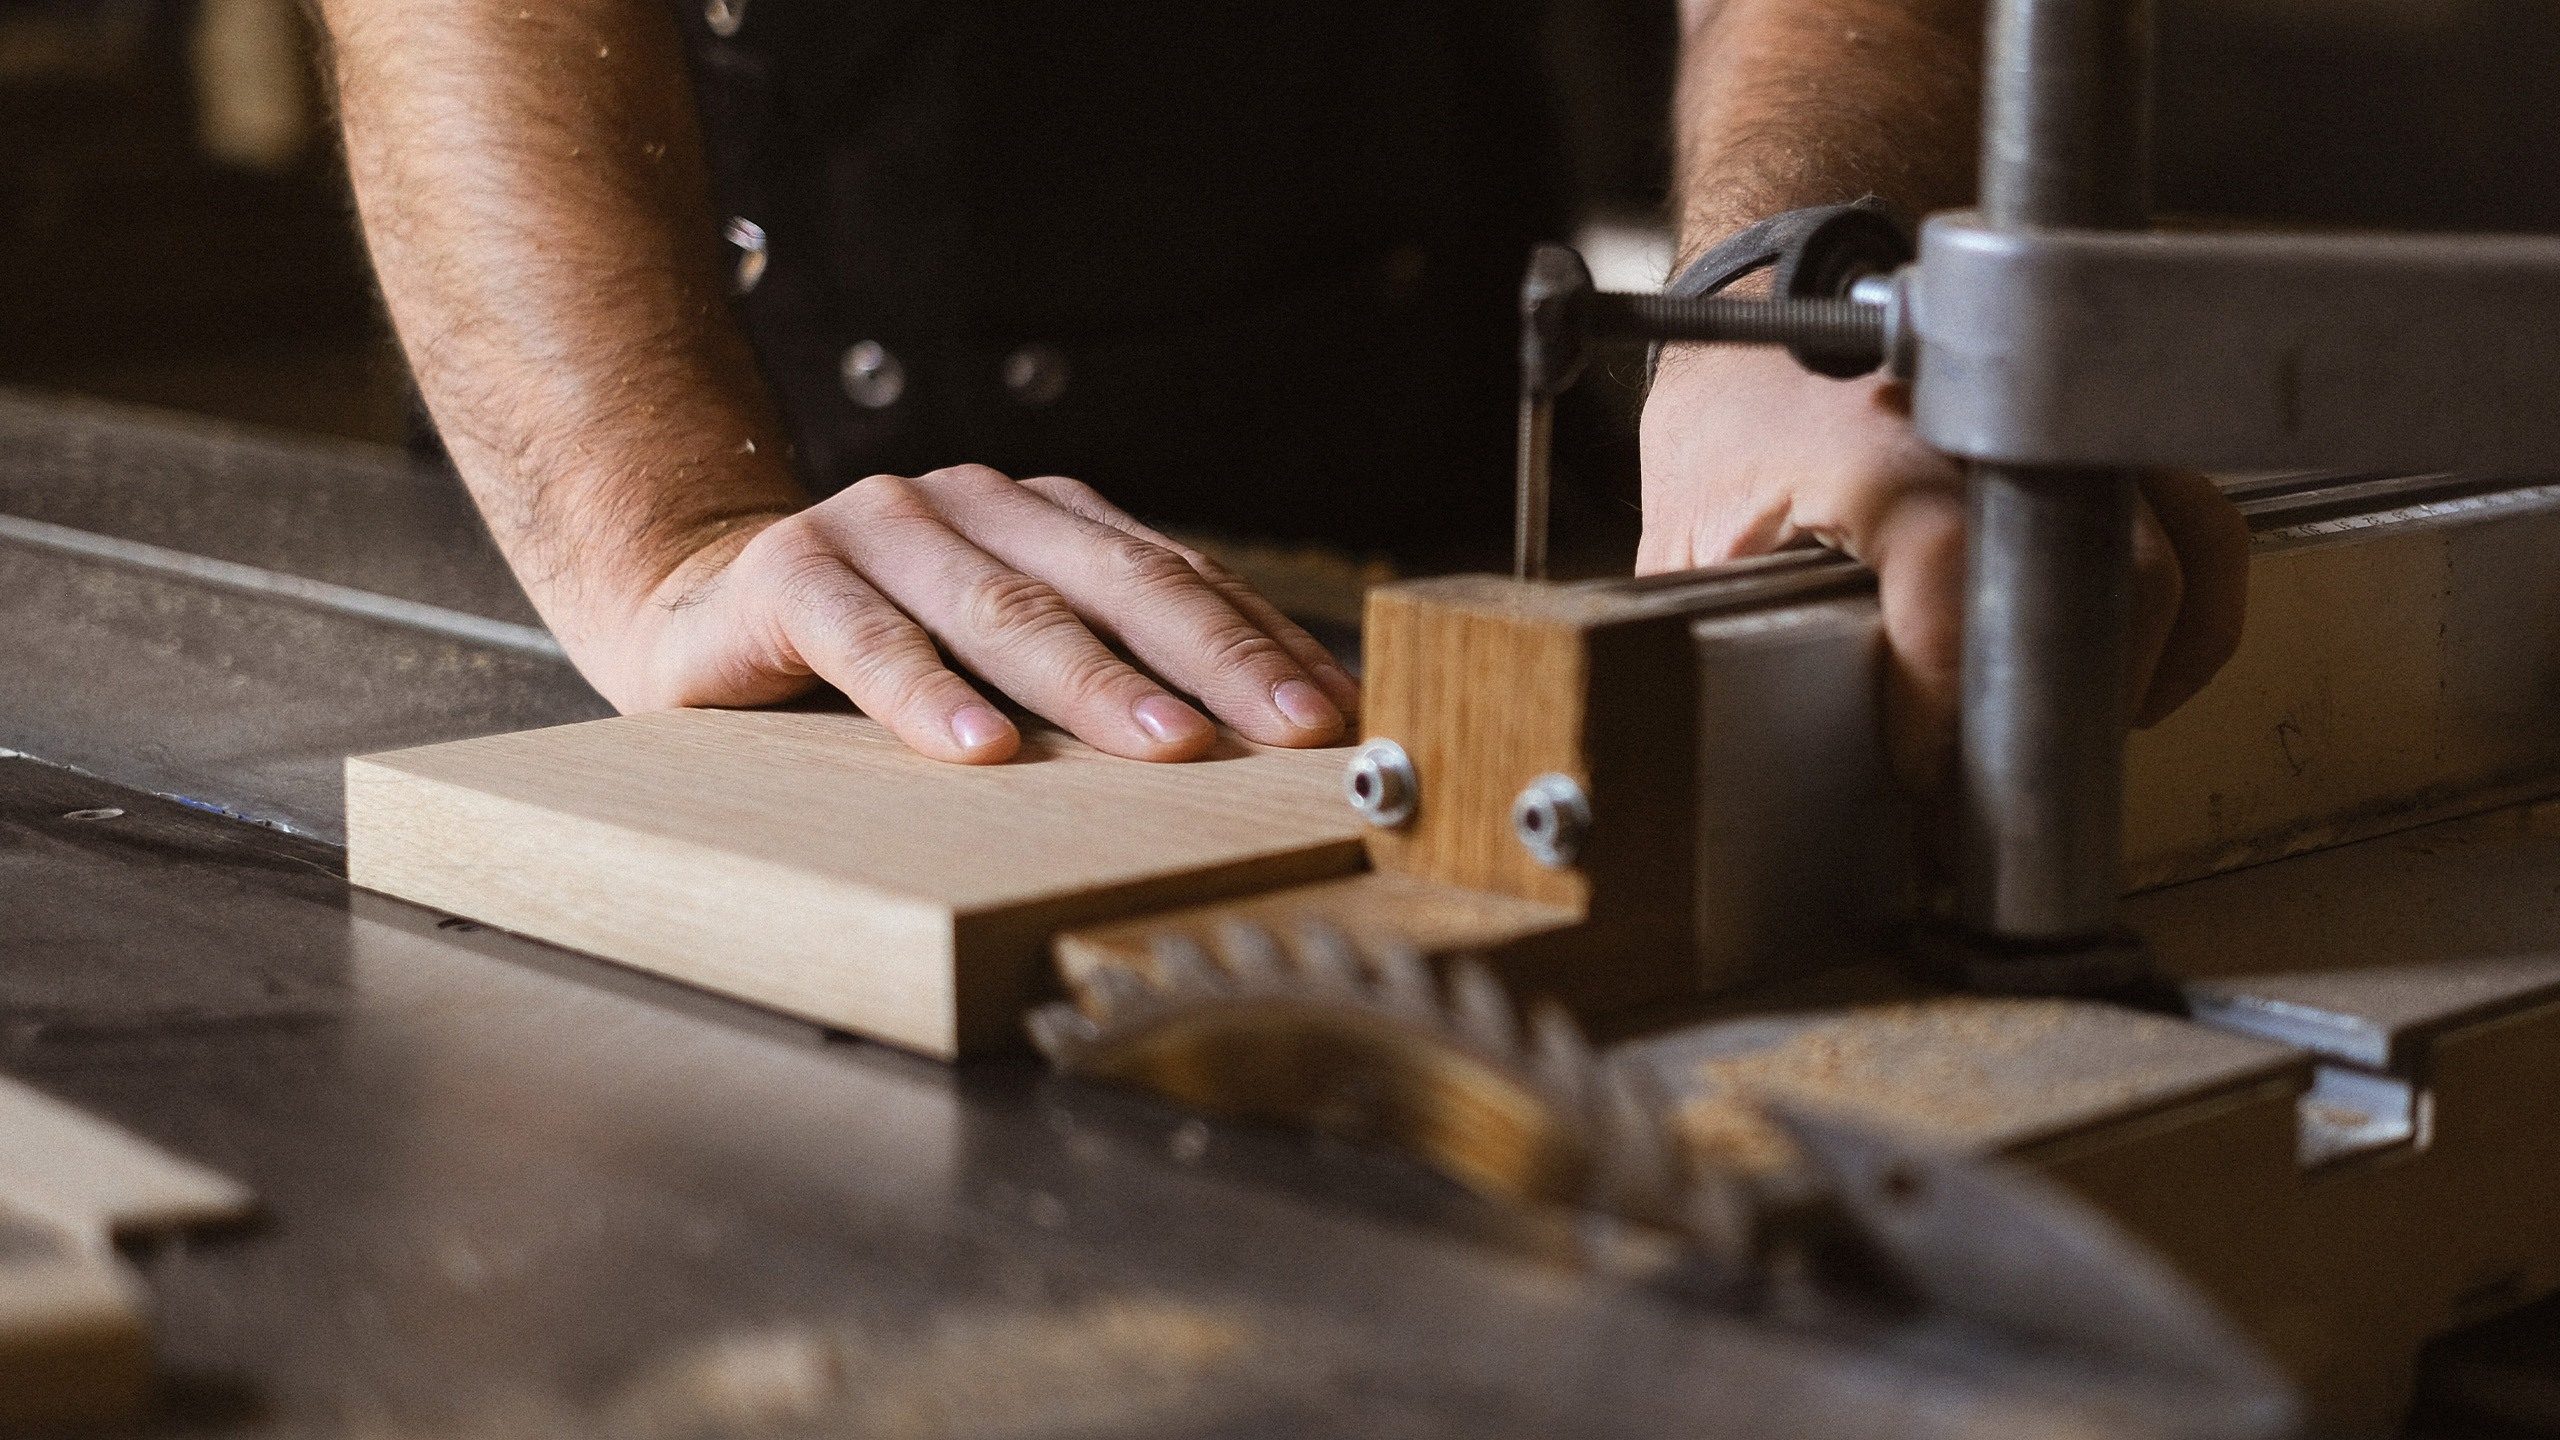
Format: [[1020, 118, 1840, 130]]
[[1959, 0, 2154, 944]]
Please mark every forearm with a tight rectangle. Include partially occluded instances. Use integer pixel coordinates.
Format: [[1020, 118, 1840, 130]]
[[1670, 0, 1983, 260], [318, 0, 801, 662]]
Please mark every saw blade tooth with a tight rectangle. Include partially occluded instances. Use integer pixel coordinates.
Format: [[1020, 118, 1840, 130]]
[[1148, 933, 1232, 998], [1592, 1058, 1682, 1206], [1445, 955, 1521, 1059], [1370, 940, 1441, 1023], [1290, 923, 1367, 998], [1081, 960, 1155, 1024], [1026, 1002, 1103, 1062], [1525, 1000, 1599, 1114], [1675, 1169, 1763, 1273], [1212, 919, 1294, 993]]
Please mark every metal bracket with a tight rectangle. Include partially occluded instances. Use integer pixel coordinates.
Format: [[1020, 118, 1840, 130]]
[[1910, 213, 2560, 473]]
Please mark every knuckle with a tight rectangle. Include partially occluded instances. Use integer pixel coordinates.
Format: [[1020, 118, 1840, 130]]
[[1105, 538, 1204, 599], [1198, 617, 1290, 675], [921, 463, 1013, 496], [846, 472, 928, 520], [1178, 548, 1235, 585], [857, 658, 957, 720], [958, 569, 1075, 641], [1023, 474, 1101, 507], [767, 543, 866, 618], [1053, 650, 1136, 711], [828, 602, 930, 668]]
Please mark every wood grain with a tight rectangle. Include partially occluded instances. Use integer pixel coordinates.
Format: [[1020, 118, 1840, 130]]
[[347, 708, 1365, 1057]]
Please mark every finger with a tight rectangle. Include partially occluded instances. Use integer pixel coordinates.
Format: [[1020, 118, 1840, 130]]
[[747, 539, 1021, 764], [1861, 486, 1970, 793], [2132, 470, 2250, 727], [1018, 474, 1363, 720], [911, 467, 1342, 744], [829, 475, 1219, 762]]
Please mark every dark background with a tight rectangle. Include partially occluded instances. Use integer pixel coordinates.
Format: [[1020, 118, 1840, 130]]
[[3, 0, 2555, 447]]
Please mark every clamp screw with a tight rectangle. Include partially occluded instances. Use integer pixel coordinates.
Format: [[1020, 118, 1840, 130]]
[[1345, 740, 1418, 828], [1511, 774, 1590, 868]]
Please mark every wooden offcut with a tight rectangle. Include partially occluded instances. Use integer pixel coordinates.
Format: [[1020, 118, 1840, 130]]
[[0, 1074, 257, 1427], [346, 708, 1364, 1057]]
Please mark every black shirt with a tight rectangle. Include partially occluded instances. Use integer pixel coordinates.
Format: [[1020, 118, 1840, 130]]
[[678, 0, 1566, 551]]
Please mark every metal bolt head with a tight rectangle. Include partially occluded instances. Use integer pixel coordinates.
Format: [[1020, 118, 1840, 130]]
[[839, 340, 906, 410], [1511, 773, 1589, 868], [1344, 739, 1417, 828], [1001, 344, 1071, 407], [722, 216, 768, 296]]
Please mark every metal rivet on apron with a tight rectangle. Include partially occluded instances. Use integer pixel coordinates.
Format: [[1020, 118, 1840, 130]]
[[840, 341, 906, 409], [705, 0, 747, 38], [1001, 344, 1070, 407], [722, 217, 767, 296]]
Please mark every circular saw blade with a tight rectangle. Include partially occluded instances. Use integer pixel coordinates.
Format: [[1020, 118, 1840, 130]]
[[1030, 922, 1750, 1265]]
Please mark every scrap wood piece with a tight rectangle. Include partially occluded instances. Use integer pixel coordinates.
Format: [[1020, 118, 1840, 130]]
[[0, 1073, 256, 1427]]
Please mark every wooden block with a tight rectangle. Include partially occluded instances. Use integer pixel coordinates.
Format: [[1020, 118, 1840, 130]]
[[347, 709, 1366, 1057]]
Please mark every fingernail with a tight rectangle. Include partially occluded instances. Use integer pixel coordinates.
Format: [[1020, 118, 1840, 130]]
[[1133, 694, 1211, 745], [1273, 678, 1341, 733], [950, 703, 1013, 752], [1312, 663, 1361, 710]]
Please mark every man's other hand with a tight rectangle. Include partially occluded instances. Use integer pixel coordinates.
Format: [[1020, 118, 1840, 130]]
[[1639, 346, 2249, 787], [597, 467, 1361, 764]]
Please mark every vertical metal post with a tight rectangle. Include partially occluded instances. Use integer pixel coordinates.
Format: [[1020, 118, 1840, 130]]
[[1958, 0, 2155, 945]]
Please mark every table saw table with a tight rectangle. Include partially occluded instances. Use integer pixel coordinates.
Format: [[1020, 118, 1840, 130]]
[[5, 392, 2560, 1438]]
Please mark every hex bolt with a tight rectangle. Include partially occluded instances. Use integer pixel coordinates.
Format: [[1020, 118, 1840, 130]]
[[1511, 774, 1590, 868], [1344, 740, 1418, 828]]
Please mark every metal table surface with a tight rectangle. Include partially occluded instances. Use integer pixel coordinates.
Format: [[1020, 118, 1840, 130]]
[[4, 394, 2558, 1437]]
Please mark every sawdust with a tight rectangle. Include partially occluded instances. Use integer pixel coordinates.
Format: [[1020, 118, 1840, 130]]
[[604, 1297, 1257, 1439], [1673, 997, 2220, 1176]]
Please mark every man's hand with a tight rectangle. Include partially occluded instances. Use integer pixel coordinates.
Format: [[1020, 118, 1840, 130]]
[[318, 0, 1351, 765], [1639, 346, 2249, 785], [603, 468, 1359, 764]]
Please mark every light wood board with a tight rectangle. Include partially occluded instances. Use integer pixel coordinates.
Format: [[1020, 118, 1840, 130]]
[[347, 708, 1365, 1057]]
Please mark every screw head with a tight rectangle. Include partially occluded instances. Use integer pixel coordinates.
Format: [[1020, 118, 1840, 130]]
[[839, 340, 906, 409], [722, 217, 768, 296], [1344, 740, 1417, 828], [1511, 774, 1589, 868], [1000, 344, 1071, 407]]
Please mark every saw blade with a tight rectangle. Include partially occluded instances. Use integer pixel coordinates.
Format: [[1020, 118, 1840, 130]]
[[1031, 922, 1754, 1266], [1030, 923, 2300, 1435]]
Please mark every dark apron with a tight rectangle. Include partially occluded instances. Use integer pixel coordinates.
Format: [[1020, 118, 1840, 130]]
[[676, 0, 1565, 554]]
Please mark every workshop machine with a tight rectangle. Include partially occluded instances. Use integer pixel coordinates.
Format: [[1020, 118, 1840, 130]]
[[1023, 0, 2560, 1434], [11, 0, 2560, 1435]]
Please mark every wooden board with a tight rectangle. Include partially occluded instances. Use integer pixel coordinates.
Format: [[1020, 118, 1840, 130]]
[[347, 708, 1365, 1057]]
